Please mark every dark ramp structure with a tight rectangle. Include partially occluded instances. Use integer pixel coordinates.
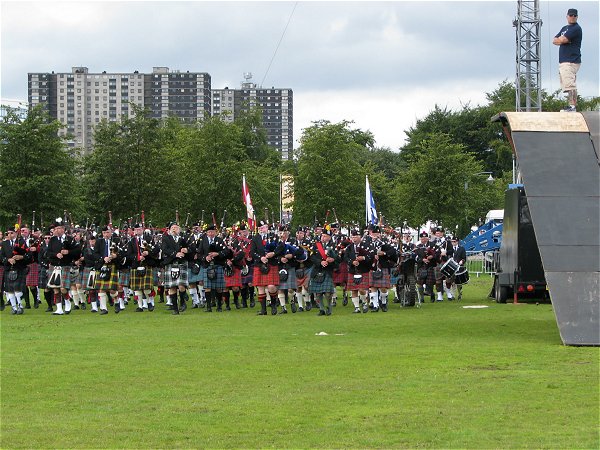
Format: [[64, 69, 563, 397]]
[[493, 112, 599, 346]]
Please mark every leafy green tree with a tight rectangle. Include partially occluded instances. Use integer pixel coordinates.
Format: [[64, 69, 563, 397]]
[[293, 120, 369, 227], [396, 132, 500, 236], [0, 105, 80, 228], [82, 104, 179, 227]]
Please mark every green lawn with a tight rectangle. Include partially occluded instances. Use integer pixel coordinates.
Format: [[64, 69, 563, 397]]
[[1, 277, 598, 449]]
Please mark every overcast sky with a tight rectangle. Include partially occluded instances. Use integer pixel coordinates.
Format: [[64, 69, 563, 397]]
[[1, 1, 598, 150]]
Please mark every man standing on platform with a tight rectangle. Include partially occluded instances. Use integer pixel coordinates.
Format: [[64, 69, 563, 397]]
[[553, 8, 582, 112]]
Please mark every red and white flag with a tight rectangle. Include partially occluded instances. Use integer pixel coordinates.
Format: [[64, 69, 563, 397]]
[[242, 174, 255, 230]]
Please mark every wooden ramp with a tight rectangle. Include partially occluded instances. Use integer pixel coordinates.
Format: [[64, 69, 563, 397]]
[[493, 112, 599, 346]]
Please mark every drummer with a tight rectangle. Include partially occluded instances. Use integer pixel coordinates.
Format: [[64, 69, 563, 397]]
[[447, 236, 467, 300]]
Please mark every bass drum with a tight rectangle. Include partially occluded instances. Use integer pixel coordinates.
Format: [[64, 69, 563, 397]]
[[454, 268, 470, 285], [440, 258, 460, 278]]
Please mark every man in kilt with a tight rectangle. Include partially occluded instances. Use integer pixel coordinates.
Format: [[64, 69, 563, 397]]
[[198, 224, 231, 312], [236, 224, 254, 309], [308, 228, 340, 316], [330, 223, 349, 307], [161, 222, 190, 315], [250, 221, 280, 316], [292, 226, 313, 312], [113, 228, 132, 313], [81, 233, 100, 312], [46, 221, 81, 315], [69, 230, 87, 311], [22, 226, 42, 309], [275, 224, 306, 314], [223, 232, 246, 310], [415, 231, 439, 303], [38, 230, 54, 312], [1, 227, 32, 315], [187, 223, 204, 309], [93, 226, 120, 315], [127, 224, 159, 312], [365, 225, 398, 312], [344, 229, 373, 314]]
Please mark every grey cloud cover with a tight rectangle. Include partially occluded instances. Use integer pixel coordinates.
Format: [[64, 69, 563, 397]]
[[1, 1, 598, 150]]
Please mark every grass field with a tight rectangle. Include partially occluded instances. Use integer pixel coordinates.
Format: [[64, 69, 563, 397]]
[[1, 276, 598, 449]]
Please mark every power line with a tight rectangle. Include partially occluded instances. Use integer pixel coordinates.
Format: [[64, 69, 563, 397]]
[[260, 2, 298, 87]]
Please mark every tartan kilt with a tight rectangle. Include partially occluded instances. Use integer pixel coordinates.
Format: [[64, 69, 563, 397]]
[[295, 266, 312, 288], [3, 267, 28, 292], [308, 271, 335, 294], [130, 266, 154, 291], [188, 263, 203, 284], [68, 266, 82, 285], [241, 264, 253, 285], [277, 268, 297, 290], [57, 266, 72, 290], [252, 264, 280, 287], [225, 266, 243, 288], [81, 266, 97, 291], [346, 271, 371, 291], [370, 267, 392, 289], [118, 269, 130, 287], [94, 265, 119, 292], [154, 267, 163, 286], [417, 265, 436, 286], [163, 263, 189, 289], [434, 263, 444, 281], [26, 262, 40, 286], [202, 265, 226, 290], [38, 265, 49, 289], [0, 266, 3, 291], [332, 262, 348, 285]]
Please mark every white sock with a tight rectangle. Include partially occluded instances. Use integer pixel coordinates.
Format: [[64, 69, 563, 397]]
[[15, 291, 24, 308], [359, 293, 367, 305], [380, 290, 388, 305], [91, 297, 98, 311], [146, 291, 154, 306], [119, 297, 125, 309], [295, 291, 304, 307], [134, 291, 143, 307], [352, 296, 360, 308], [190, 288, 199, 305], [55, 301, 64, 314], [98, 293, 108, 310], [370, 291, 379, 308], [302, 290, 310, 305], [64, 298, 72, 312], [198, 286, 206, 302], [71, 290, 79, 305], [437, 291, 443, 301], [7, 293, 17, 309], [278, 292, 286, 306]]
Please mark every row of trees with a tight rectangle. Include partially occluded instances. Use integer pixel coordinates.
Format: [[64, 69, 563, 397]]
[[1, 81, 598, 236]]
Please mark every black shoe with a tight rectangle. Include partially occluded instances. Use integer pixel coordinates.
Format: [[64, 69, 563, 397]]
[[342, 296, 348, 306], [64, 309, 71, 315], [172, 308, 180, 315], [135, 307, 143, 312], [298, 306, 304, 312], [217, 307, 222, 312], [372, 307, 379, 312], [332, 300, 337, 307], [317, 310, 326, 316], [11, 308, 18, 315], [381, 304, 388, 312], [353, 307, 361, 314], [52, 310, 64, 315], [148, 304, 155, 312], [25, 301, 31, 309], [0, 302, 5, 311], [114, 303, 121, 313], [280, 307, 288, 314], [17, 307, 24, 315], [192, 304, 199, 309], [100, 309, 108, 315], [91, 309, 98, 313], [326, 310, 332, 316], [73, 305, 80, 310], [257, 311, 267, 315], [305, 302, 312, 311], [291, 302, 297, 313], [45, 307, 54, 312], [250, 300, 255, 308], [234, 301, 240, 310], [180, 302, 187, 312], [362, 304, 369, 313], [81, 303, 86, 310], [226, 305, 231, 311]]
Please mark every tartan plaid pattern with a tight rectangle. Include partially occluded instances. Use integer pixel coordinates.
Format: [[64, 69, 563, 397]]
[[188, 263, 203, 284], [295, 266, 312, 288], [38, 265, 49, 288], [3, 267, 28, 292], [118, 269, 130, 287], [81, 266, 97, 291], [202, 264, 226, 290], [369, 267, 392, 288], [277, 267, 297, 290], [225, 266, 243, 288], [346, 271, 371, 291], [332, 262, 348, 285], [94, 265, 119, 292], [154, 268, 163, 286], [163, 263, 189, 289], [417, 265, 436, 286], [59, 266, 73, 290], [308, 271, 335, 294], [252, 264, 280, 287], [26, 262, 40, 286], [241, 263, 253, 285], [130, 266, 154, 291], [0, 266, 3, 291]]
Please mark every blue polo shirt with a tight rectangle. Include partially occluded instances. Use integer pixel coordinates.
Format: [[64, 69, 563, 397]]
[[555, 23, 582, 63]]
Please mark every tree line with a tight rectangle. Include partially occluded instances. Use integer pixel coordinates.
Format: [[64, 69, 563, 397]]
[[1, 81, 597, 236]]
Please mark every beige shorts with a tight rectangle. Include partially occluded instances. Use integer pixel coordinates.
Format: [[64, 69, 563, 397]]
[[559, 63, 580, 92]]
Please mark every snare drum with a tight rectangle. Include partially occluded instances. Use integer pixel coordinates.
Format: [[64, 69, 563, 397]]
[[440, 258, 460, 278], [454, 268, 470, 285]]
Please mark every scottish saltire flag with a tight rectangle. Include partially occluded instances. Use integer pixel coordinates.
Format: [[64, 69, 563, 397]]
[[242, 174, 255, 230], [366, 175, 378, 225]]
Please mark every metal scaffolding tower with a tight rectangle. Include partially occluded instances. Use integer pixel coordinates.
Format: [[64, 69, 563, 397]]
[[513, 0, 542, 112]]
